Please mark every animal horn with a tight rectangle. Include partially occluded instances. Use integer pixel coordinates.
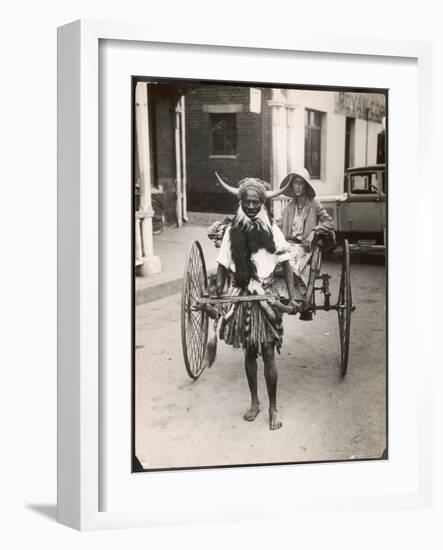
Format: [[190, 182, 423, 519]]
[[266, 179, 292, 199], [215, 172, 239, 196]]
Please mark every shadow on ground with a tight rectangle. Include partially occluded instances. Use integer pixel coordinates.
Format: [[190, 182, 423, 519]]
[[26, 504, 57, 522]]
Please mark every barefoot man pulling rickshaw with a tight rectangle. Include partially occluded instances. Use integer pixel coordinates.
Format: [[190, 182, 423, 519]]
[[212, 174, 297, 430]]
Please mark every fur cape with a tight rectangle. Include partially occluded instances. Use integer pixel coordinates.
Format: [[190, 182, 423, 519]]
[[230, 206, 276, 289]]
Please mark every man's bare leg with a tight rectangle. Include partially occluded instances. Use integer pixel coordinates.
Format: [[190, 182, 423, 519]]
[[243, 352, 260, 421], [262, 343, 282, 430]]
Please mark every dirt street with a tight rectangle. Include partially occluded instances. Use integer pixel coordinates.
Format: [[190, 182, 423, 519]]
[[135, 251, 386, 470]]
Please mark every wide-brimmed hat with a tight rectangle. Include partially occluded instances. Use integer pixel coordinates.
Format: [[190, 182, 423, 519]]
[[279, 168, 316, 199]]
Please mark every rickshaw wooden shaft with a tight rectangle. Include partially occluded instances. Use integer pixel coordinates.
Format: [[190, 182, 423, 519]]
[[197, 295, 280, 304], [194, 294, 355, 312], [192, 294, 297, 314]]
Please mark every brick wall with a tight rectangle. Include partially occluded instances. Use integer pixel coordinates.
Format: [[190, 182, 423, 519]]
[[185, 85, 272, 213]]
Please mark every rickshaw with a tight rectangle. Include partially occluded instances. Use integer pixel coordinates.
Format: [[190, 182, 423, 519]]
[[181, 228, 355, 381]]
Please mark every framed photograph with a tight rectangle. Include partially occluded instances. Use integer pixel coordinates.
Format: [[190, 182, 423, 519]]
[[57, 20, 433, 530], [132, 79, 388, 471]]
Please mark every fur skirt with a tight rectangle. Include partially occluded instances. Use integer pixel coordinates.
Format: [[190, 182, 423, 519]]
[[219, 279, 283, 356]]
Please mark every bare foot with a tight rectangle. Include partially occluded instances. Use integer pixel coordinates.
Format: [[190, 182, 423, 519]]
[[269, 409, 282, 430], [243, 402, 260, 421]]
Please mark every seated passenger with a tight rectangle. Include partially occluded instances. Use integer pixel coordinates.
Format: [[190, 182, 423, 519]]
[[277, 168, 335, 313]]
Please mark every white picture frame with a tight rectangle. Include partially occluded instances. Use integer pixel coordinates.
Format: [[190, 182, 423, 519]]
[[57, 19, 434, 531]]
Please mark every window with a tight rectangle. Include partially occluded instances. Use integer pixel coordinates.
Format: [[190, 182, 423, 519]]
[[210, 113, 237, 155], [350, 173, 378, 194], [305, 109, 323, 178]]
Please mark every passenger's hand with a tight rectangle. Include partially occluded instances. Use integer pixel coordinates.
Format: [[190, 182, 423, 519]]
[[303, 231, 315, 252]]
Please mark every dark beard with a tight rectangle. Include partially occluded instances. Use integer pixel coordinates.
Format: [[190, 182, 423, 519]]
[[230, 217, 276, 289]]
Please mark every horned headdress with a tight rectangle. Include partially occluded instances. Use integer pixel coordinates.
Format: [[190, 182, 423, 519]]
[[215, 172, 292, 201]]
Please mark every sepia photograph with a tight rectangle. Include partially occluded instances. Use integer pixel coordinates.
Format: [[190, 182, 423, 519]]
[[132, 79, 387, 471]]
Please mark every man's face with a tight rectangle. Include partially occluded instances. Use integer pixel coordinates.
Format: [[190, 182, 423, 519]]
[[292, 176, 306, 197], [241, 189, 262, 219]]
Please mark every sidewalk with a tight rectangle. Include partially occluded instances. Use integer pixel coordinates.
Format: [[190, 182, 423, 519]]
[[136, 214, 226, 305]]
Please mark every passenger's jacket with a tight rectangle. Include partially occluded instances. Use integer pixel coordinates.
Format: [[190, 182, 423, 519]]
[[279, 198, 335, 240]]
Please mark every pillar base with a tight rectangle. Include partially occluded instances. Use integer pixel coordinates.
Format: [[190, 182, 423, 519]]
[[138, 255, 162, 276]]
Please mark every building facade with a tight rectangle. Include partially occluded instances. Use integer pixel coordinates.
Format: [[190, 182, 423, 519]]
[[184, 87, 386, 213], [133, 81, 386, 275]]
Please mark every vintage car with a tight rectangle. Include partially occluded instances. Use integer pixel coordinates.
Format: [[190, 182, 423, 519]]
[[320, 164, 386, 247]]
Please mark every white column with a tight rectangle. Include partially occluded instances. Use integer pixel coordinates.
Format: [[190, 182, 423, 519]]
[[181, 95, 189, 222], [135, 82, 161, 276], [286, 90, 298, 173], [268, 89, 288, 218]]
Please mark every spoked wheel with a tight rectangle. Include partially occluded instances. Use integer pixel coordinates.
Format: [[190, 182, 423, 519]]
[[337, 239, 352, 377], [181, 240, 209, 379]]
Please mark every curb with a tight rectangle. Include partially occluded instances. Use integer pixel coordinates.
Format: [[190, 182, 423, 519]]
[[136, 268, 216, 306], [136, 278, 183, 306]]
